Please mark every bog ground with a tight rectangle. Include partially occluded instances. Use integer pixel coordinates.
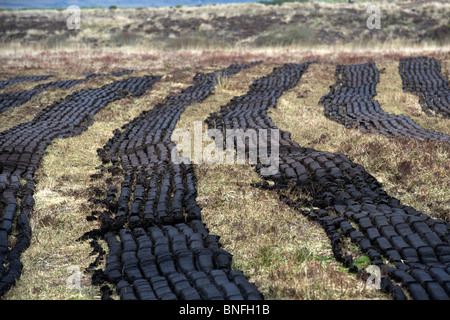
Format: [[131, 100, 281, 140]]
[[0, 1, 449, 301]]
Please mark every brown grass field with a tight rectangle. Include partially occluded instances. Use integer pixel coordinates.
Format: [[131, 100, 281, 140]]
[[0, 1, 449, 300]]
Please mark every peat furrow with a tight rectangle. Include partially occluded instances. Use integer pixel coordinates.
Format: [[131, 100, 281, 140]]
[[82, 61, 264, 300], [0, 74, 54, 90], [205, 62, 450, 300], [0, 70, 134, 115], [319, 62, 449, 142], [0, 74, 161, 297], [399, 56, 450, 118]]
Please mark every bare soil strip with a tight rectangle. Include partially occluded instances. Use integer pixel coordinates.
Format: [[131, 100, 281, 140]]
[[0, 75, 161, 297]]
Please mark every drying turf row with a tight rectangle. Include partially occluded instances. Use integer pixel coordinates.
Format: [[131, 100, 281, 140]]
[[319, 62, 449, 142], [399, 56, 450, 118], [83, 61, 265, 300], [0, 74, 54, 90], [0, 74, 161, 297], [205, 62, 450, 300], [0, 70, 134, 114]]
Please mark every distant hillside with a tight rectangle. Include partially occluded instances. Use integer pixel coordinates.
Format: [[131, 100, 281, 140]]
[[0, 0, 256, 9], [0, 1, 448, 49]]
